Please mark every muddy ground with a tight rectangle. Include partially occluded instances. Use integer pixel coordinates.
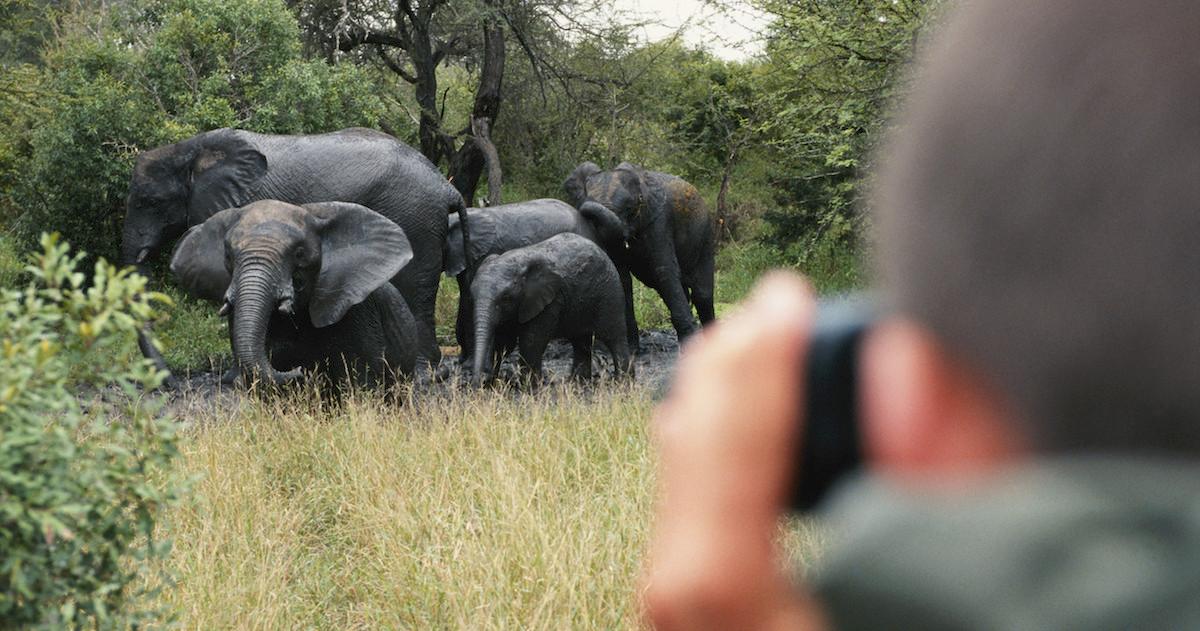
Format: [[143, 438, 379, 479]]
[[163, 330, 681, 418]]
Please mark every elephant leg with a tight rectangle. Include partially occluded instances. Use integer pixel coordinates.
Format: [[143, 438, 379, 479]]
[[597, 320, 634, 380], [618, 264, 641, 353], [455, 274, 474, 367], [688, 254, 717, 326], [570, 336, 594, 382], [390, 278, 442, 372], [634, 253, 698, 344], [492, 336, 516, 384], [518, 329, 552, 386]]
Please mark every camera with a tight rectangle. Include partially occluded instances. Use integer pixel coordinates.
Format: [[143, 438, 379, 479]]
[[787, 294, 877, 512]]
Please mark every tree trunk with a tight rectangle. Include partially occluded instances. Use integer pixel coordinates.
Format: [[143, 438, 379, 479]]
[[408, 20, 448, 165], [448, 0, 505, 205], [716, 141, 740, 243], [474, 117, 503, 206]]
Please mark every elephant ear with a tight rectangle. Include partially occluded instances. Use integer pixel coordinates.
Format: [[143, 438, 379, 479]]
[[305, 202, 413, 328], [169, 206, 244, 303], [188, 130, 267, 220], [563, 162, 601, 207], [518, 257, 563, 323]]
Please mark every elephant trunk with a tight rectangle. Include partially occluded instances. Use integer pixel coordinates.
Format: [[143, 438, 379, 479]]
[[120, 229, 153, 277], [578, 201, 628, 247], [230, 262, 293, 386], [471, 298, 497, 386]]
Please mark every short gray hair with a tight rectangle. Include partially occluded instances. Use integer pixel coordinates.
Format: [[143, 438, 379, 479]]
[[876, 0, 1200, 453]]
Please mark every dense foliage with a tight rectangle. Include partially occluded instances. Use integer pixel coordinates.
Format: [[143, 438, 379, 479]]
[[0, 234, 181, 628], [0, 0, 938, 268]]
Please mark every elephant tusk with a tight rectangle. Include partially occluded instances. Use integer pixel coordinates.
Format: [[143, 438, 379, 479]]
[[135, 248, 150, 264], [277, 298, 294, 315], [218, 300, 231, 317]]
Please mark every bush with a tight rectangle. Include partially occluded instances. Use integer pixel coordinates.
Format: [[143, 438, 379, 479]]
[[0, 234, 182, 628]]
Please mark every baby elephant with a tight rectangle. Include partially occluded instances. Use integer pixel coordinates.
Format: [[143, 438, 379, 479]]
[[470, 233, 633, 385], [170, 199, 419, 387]]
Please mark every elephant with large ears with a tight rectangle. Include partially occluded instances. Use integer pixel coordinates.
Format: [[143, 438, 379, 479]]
[[170, 200, 420, 387], [445, 198, 627, 368], [563, 162, 716, 350], [470, 233, 633, 386], [124, 127, 466, 375]]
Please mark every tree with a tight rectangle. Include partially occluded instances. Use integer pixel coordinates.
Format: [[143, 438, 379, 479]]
[[750, 0, 939, 247], [325, 0, 505, 204], [300, 0, 619, 205]]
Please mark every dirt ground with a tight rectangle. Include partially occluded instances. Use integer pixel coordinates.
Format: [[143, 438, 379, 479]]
[[162, 330, 682, 417]]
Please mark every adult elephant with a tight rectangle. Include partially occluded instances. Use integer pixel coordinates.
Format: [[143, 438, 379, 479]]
[[444, 198, 626, 366], [563, 162, 715, 349], [171, 200, 421, 388], [122, 127, 465, 370]]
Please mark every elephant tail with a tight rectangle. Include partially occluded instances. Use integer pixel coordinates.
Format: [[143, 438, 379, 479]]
[[579, 201, 628, 248], [449, 194, 474, 284]]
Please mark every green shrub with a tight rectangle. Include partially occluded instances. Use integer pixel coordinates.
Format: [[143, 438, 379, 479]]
[[154, 284, 229, 372], [0, 231, 21, 288], [0, 234, 182, 628]]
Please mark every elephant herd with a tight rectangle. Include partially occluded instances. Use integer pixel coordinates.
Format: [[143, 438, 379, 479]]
[[122, 127, 716, 389]]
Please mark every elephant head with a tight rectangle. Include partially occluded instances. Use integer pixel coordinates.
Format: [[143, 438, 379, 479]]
[[170, 200, 412, 384], [123, 129, 267, 271], [563, 162, 631, 246], [470, 253, 562, 384]]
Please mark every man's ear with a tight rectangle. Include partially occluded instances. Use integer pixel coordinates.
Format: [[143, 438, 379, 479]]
[[859, 318, 1028, 480]]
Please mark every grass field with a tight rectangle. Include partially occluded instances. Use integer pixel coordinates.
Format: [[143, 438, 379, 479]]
[[156, 384, 825, 629], [0, 231, 849, 627]]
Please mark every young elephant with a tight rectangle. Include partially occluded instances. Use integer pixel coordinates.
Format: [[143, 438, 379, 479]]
[[564, 162, 716, 350], [170, 200, 419, 387], [470, 233, 633, 385], [445, 198, 627, 366]]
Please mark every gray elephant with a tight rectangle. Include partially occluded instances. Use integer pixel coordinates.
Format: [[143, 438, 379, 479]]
[[564, 162, 716, 349], [170, 200, 419, 387], [445, 198, 626, 366], [470, 233, 633, 385], [123, 127, 465, 370]]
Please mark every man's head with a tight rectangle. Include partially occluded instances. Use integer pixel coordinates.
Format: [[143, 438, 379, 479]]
[[870, 0, 1200, 457]]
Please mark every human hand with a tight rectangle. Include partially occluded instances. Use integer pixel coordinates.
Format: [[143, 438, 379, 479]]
[[641, 272, 827, 631]]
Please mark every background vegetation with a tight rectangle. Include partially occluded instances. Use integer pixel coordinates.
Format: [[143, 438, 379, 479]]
[[0, 0, 938, 625]]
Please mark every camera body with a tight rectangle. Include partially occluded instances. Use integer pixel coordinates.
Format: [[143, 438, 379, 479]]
[[788, 294, 877, 512]]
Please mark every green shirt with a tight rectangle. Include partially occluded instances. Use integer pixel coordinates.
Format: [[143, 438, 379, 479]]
[[812, 458, 1200, 630]]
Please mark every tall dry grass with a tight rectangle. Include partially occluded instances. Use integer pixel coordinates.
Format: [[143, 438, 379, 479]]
[[158, 383, 825, 629]]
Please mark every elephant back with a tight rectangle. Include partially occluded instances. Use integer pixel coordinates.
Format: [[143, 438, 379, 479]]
[[445, 199, 596, 277], [650, 171, 715, 272]]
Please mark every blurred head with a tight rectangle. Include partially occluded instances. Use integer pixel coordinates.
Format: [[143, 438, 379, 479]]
[[868, 0, 1200, 460]]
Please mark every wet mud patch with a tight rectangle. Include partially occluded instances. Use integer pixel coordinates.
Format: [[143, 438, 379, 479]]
[[155, 329, 683, 415]]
